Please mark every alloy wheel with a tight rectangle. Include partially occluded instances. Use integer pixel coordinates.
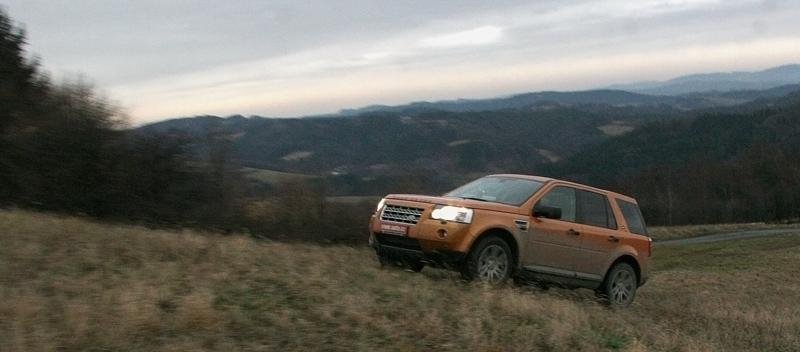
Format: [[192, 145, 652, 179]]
[[610, 268, 635, 305], [477, 244, 509, 283]]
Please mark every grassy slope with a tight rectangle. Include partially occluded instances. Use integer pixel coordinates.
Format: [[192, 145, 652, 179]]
[[1, 210, 799, 351], [648, 222, 800, 241]]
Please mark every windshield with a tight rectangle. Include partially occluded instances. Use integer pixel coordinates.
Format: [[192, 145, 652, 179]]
[[446, 176, 544, 206]]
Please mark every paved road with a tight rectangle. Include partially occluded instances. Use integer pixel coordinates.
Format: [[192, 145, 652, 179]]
[[655, 228, 800, 246]]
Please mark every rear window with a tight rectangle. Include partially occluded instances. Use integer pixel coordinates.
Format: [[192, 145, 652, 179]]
[[617, 199, 648, 235], [576, 190, 617, 229]]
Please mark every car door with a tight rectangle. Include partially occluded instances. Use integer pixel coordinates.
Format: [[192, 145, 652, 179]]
[[524, 185, 583, 276], [573, 189, 620, 281]]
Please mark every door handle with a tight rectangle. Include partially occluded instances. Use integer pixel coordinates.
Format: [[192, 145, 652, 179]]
[[608, 235, 620, 242], [567, 229, 580, 236]]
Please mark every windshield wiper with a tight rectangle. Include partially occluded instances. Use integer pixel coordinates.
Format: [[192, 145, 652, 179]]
[[461, 196, 489, 202]]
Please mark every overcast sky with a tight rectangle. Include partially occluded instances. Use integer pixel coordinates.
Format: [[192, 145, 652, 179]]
[[4, 0, 800, 124]]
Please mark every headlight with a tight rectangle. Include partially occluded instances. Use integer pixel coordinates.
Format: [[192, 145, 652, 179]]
[[375, 198, 386, 213], [431, 205, 473, 223]]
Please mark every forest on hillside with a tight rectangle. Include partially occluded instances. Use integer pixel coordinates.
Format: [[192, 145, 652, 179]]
[[540, 101, 800, 225], [1, 8, 371, 242], [0, 9, 221, 225]]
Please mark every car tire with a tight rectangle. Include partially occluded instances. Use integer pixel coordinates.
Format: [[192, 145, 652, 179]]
[[461, 236, 513, 284], [404, 260, 425, 272], [600, 262, 638, 307]]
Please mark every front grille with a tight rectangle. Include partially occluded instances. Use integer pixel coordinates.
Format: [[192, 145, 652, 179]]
[[381, 205, 424, 224], [375, 233, 422, 251]]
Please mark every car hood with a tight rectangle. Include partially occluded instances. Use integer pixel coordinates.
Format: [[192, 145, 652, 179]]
[[385, 194, 523, 214]]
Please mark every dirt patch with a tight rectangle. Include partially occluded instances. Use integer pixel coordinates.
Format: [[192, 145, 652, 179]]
[[536, 148, 561, 162], [281, 151, 314, 161], [597, 121, 635, 136]]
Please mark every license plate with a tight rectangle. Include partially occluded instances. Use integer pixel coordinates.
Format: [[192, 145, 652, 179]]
[[380, 223, 408, 235]]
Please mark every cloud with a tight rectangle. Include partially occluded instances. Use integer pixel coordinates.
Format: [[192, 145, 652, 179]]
[[420, 26, 504, 48], [5, 0, 799, 123], [116, 36, 800, 124], [361, 51, 394, 61]]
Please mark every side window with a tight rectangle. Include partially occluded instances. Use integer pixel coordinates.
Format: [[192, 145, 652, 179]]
[[536, 186, 576, 222], [617, 200, 648, 235], [576, 190, 612, 228]]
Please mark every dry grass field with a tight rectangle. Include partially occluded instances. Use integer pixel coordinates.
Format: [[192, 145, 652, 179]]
[[1, 210, 799, 351], [648, 222, 798, 241]]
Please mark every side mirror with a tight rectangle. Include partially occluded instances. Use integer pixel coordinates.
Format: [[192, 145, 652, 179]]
[[533, 204, 562, 220]]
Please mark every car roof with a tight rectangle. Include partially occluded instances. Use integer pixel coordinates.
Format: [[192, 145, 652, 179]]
[[487, 174, 638, 202]]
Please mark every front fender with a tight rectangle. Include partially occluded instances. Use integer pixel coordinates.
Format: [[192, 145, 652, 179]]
[[456, 213, 526, 255]]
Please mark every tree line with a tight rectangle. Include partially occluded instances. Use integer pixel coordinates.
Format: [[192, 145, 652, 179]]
[[540, 103, 800, 226], [1, 9, 374, 242]]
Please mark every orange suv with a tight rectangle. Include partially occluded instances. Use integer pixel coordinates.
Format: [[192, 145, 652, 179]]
[[369, 174, 651, 306]]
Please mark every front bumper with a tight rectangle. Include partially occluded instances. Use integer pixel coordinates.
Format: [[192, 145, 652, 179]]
[[368, 199, 475, 268], [370, 232, 466, 267], [369, 205, 474, 253]]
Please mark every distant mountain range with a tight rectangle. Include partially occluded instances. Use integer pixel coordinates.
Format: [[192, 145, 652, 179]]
[[137, 64, 800, 197], [135, 64, 800, 225], [139, 86, 799, 180], [335, 90, 680, 116], [335, 85, 799, 117], [607, 64, 800, 95], [332, 64, 800, 116], [140, 103, 687, 177]]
